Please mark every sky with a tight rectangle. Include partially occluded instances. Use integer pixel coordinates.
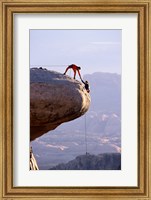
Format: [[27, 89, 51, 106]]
[[30, 29, 122, 75]]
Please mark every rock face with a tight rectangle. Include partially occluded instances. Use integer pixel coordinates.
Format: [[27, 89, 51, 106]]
[[49, 153, 121, 170], [30, 68, 90, 141], [30, 147, 39, 170]]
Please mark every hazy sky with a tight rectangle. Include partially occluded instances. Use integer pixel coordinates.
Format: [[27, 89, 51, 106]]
[[30, 29, 122, 75]]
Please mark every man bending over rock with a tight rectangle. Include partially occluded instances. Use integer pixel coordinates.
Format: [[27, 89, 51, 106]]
[[64, 64, 82, 80]]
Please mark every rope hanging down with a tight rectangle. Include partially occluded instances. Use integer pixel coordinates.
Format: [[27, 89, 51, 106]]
[[84, 114, 88, 154]]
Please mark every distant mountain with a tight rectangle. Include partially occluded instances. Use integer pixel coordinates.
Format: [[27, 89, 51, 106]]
[[49, 153, 121, 170], [83, 72, 121, 113], [58, 111, 121, 137]]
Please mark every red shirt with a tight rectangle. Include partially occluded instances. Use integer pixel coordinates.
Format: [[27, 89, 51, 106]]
[[69, 64, 79, 70]]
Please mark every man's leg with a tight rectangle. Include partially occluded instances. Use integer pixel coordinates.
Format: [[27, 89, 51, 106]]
[[64, 66, 70, 75], [73, 69, 76, 79]]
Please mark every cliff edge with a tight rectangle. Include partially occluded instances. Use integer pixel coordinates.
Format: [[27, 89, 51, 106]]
[[30, 68, 91, 141]]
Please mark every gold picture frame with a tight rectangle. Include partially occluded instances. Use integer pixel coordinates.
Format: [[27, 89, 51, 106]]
[[0, 0, 151, 199]]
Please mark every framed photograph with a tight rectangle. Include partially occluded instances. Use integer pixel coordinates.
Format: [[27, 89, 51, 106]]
[[0, 0, 151, 199]]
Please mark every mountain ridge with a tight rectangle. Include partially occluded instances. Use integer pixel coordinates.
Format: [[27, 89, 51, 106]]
[[49, 153, 121, 170]]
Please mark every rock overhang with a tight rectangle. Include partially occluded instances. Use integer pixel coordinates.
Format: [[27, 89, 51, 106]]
[[30, 68, 91, 141]]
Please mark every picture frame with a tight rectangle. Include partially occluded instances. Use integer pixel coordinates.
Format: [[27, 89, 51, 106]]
[[0, 0, 151, 199]]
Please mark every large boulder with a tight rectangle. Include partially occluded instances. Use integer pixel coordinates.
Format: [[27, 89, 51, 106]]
[[30, 68, 91, 141]]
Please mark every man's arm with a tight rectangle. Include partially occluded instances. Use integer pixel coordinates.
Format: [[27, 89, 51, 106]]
[[77, 70, 82, 80], [81, 79, 85, 84]]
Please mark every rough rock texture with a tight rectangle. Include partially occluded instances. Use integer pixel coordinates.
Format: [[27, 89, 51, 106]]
[[30, 68, 90, 141], [30, 148, 39, 170], [49, 153, 121, 170]]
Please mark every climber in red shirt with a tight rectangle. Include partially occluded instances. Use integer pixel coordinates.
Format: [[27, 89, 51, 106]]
[[63, 64, 82, 80]]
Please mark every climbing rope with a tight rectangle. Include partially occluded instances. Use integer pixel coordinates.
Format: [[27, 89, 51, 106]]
[[84, 113, 88, 154]]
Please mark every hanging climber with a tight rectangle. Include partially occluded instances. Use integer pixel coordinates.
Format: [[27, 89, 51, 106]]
[[81, 79, 90, 93], [63, 64, 82, 80]]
